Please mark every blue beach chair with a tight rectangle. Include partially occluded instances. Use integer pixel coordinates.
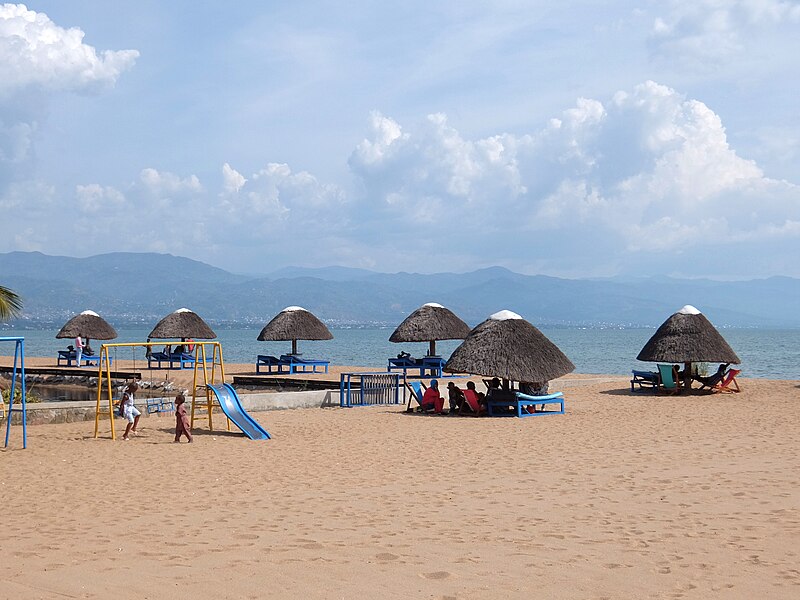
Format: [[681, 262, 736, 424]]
[[657, 364, 681, 394]]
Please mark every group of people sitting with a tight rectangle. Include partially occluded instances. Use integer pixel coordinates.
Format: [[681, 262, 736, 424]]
[[416, 377, 550, 416]]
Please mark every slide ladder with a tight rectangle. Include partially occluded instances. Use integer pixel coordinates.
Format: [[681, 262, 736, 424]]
[[207, 383, 271, 440]]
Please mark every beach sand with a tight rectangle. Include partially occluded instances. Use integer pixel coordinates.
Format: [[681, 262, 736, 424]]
[[1, 375, 799, 599]]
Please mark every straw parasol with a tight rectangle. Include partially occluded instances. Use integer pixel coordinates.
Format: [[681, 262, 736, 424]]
[[444, 310, 574, 383], [257, 306, 333, 356], [389, 302, 471, 357], [148, 308, 217, 340], [637, 305, 740, 363], [56, 310, 117, 346], [637, 305, 740, 386]]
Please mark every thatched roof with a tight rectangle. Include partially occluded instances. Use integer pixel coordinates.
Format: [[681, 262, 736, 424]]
[[56, 310, 117, 340], [637, 305, 740, 364], [148, 308, 217, 339], [257, 306, 333, 341], [390, 303, 471, 342], [444, 310, 574, 382]]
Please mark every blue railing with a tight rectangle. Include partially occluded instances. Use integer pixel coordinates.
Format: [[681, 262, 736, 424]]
[[339, 372, 401, 407]]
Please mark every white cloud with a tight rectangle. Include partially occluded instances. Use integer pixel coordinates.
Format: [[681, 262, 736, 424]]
[[347, 81, 800, 275], [222, 163, 246, 194], [0, 3, 138, 97], [139, 168, 202, 197], [0, 4, 138, 197], [75, 183, 126, 213], [649, 0, 800, 66]]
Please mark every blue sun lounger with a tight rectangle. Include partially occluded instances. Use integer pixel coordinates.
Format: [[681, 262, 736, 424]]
[[279, 355, 330, 374], [486, 390, 565, 418], [388, 356, 444, 377], [57, 350, 110, 367], [630, 369, 660, 392], [256, 355, 283, 374]]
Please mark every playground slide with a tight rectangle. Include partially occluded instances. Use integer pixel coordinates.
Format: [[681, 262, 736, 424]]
[[208, 383, 271, 440]]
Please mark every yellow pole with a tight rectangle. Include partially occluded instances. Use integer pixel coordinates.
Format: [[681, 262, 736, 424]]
[[105, 346, 116, 440], [93, 345, 103, 439], [190, 344, 199, 430]]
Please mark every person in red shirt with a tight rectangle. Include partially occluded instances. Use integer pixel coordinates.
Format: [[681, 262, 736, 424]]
[[421, 379, 446, 414], [460, 381, 482, 416]]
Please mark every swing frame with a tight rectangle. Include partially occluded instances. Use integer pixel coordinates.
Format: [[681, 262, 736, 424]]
[[93, 341, 228, 440]]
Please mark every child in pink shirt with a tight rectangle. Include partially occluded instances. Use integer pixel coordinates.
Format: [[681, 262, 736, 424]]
[[174, 394, 193, 443]]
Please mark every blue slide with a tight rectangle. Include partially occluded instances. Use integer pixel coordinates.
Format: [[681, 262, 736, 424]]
[[208, 383, 271, 440]]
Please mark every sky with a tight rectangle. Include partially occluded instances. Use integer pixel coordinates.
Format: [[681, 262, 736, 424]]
[[1, 1, 799, 279]]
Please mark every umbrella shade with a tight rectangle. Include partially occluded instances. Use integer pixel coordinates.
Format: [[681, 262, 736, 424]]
[[637, 305, 740, 364], [444, 310, 575, 382], [257, 306, 332, 354], [389, 303, 471, 343], [148, 308, 216, 339], [56, 310, 117, 340]]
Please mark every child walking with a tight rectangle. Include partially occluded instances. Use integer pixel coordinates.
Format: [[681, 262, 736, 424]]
[[120, 381, 140, 441], [174, 393, 193, 443]]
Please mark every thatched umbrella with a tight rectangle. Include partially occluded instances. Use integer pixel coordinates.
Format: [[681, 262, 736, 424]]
[[148, 308, 216, 340], [637, 305, 740, 388], [390, 302, 471, 357], [257, 306, 333, 356], [444, 310, 574, 383], [56, 310, 117, 347]]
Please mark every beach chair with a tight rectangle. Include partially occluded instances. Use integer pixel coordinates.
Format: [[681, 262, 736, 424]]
[[487, 390, 565, 418], [278, 355, 330, 374], [420, 356, 444, 377], [657, 364, 681, 394], [406, 380, 431, 412], [57, 350, 76, 366], [147, 351, 171, 369], [388, 355, 421, 374], [713, 368, 741, 393], [630, 369, 660, 392], [285, 355, 330, 374], [694, 365, 727, 390], [256, 355, 283, 374]]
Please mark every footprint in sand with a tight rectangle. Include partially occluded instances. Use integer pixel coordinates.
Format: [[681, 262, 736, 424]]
[[375, 553, 399, 561], [420, 571, 452, 580]]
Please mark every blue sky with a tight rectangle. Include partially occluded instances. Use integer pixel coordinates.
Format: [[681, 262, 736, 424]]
[[1, 1, 799, 279]]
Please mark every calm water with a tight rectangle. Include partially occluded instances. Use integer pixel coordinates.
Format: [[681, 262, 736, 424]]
[[2, 327, 799, 379]]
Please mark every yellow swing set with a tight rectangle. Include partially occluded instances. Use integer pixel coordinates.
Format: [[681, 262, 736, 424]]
[[93, 341, 231, 440]]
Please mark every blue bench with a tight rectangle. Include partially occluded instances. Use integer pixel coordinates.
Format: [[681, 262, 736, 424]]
[[148, 352, 205, 370], [630, 369, 659, 392], [57, 351, 111, 367], [487, 391, 565, 418], [146, 396, 175, 415], [387, 356, 444, 377]]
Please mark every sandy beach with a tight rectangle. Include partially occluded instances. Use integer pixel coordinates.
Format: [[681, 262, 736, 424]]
[[1, 374, 799, 599]]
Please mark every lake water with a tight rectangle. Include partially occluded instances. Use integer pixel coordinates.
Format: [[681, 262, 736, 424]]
[[2, 327, 799, 379]]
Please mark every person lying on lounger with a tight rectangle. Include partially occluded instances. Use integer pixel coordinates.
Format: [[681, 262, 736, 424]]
[[694, 363, 730, 389]]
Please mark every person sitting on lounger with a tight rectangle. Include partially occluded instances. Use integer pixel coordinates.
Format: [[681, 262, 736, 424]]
[[421, 379, 446, 414], [446, 381, 464, 413], [460, 381, 482, 416], [520, 381, 550, 413]]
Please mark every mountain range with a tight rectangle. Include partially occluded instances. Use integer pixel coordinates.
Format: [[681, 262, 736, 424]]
[[1, 251, 799, 328]]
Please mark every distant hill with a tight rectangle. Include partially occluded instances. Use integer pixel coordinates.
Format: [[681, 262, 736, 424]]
[[1, 251, 799, 328]]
